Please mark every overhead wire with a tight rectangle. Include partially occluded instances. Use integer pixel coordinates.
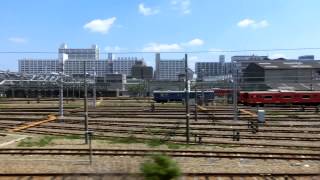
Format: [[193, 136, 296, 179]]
[[0, 47, 320, 54]]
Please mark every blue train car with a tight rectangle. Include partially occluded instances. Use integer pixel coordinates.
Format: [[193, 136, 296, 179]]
[[153, 90, 214, 103]]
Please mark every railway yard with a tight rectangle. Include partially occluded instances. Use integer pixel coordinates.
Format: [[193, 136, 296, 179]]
[[0, 97, 319, 179]]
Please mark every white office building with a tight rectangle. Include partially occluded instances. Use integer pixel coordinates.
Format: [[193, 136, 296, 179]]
[[58, 43, 99, 61], [64, 60, 112, 77], [154, 53, 185, 80], [19, 44, 146, 78], [19, 59, 60, 74], [19, 44, 113, 77], [112, 57, 142, 76], [195, 61, 232, 80]]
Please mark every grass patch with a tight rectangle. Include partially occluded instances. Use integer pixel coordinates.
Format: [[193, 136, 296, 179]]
[[62, 134, 82, 140], [109, 135, 143, 144], [166, 143, 183, 149], [18, 136, 55, 147], [99, 135, 188, 149], [17, 134, 84, 147], [147, 138, 165, 147]]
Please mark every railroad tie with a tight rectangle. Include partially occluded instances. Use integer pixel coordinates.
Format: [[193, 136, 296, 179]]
[[8, 114, 57, 132], [197, 105, 208, 112], [239, 109, 257, 117], [96, 97, 104, 107]]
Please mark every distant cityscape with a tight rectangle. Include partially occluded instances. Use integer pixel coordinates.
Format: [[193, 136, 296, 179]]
[[18, 43, 317, 82], [0, 43, 319, 98]]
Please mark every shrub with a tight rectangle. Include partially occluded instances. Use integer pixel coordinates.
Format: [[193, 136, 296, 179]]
[[140, 155, 181, 180]]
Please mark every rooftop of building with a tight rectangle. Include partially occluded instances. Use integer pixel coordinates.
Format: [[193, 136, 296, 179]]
[[251, 60, 320, 69]]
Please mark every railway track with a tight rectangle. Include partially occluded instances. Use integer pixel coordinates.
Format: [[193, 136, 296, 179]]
[[1, 172, 319, 180], [1, 118, 320, 147], [36, 123, 320, 141], [0, 148, 319, 160], [2, 119, 318, 142], [8, 128, 320, 151], [1, 104, 320, 151]]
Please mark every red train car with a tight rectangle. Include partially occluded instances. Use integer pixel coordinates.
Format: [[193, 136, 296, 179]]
[[239, 91, 320, 106], [213, 88, 233, 96]]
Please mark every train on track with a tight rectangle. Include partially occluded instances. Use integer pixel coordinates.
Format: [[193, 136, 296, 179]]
[[153, 90, 214, 103], [239, 90, 320, 106], [153, 88, 320, 106], [214, 88, 320, 106]]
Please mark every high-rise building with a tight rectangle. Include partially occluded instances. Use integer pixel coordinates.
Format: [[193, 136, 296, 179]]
[[64, 60, 112, 77], [195, 61, 232, 80], [108, 53, 113, 60], [19, 59, 60, 74], [131, 61, 153, 79], [219, 55, 225, 63], [154, 53, 185, 80], [298, 55, 315, 61], [231, 55, 269, 75], [231, 55, 268, 62], [19, 44, 111, 77], [112, 57, 143, 76], [58, 43, 99, 61]]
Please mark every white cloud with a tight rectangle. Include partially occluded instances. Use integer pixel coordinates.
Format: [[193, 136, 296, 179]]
[[171, 0, 191, 14], [237, 19, 255, 27], [237, 18, 269, 29], [270, 53, 287, 59], [183, 38, 204, 46], [142, 38, 204, 52], [138, 3, 159, 16], [83, 17, 116, 34], [254, 20, 269, 28], [8, 37, 27, 43], [143, 43, 182, 52]]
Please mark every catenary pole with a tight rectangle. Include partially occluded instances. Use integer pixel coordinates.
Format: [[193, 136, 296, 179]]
[[92, 67, 96, 109], [84, 61, 89, 144], [233, 61, 238, 121], [59, 61, 64, 118], [185, 54, 190, 144]]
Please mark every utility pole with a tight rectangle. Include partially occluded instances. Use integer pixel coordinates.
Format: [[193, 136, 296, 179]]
[[59, 62, 64, 118], [92, 67, 96, 109], [233, 61, 238, 121], [184, 54, 190, 144], [201, 69, 205, 106], [194, 85, 198, 121], [83, 61, 89, 144]]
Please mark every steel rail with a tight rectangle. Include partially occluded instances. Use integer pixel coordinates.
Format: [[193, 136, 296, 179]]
[[12, 129, 320, 151], [0, 148, 319, 160]]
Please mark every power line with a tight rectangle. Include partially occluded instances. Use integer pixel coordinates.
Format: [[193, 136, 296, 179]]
[[109, 47, 320, 54], [0, 47, 320, 54]]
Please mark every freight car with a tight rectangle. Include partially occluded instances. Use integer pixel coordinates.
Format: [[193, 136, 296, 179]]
[[239, 91, 320, 106], [153, 90, 214, 103]]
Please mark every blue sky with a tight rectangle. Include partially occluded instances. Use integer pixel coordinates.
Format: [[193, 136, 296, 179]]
[[1, 0, 320, 71]]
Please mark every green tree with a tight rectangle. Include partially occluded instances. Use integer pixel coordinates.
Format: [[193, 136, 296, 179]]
[[127, 84, 145, 96], [140, 155, 181, 180]]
